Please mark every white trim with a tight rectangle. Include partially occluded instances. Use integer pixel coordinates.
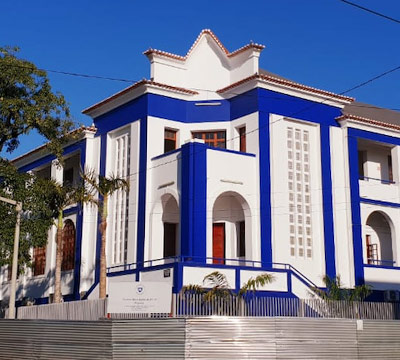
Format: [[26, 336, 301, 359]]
[[338, 119, 400, 139]]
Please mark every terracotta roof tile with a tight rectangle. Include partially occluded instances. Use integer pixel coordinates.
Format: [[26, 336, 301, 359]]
[[82, 80, 198, 115], [143, 29, 265, 61], [217, 73, 354, 102], [336, 113, 400, 131]]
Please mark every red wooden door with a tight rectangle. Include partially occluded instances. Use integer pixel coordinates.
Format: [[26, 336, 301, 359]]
[[213, 223, 225, 264]]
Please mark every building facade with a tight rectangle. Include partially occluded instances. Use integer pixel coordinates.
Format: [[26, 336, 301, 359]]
[[3, 30, 400, 303]]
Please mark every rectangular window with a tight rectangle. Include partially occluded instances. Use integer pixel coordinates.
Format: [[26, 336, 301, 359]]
[[163, 223, 177, 258], [388, 155, 393, 182], [358, 151, 366, 179], [33, 246, 46, 276], [192, 131, 226, 148], [63, 168, 74, 186], [164, 129, 177, 153], [111, 132, 130, 265], [239, 126, 246, 152], [238, 221, 245, 258]]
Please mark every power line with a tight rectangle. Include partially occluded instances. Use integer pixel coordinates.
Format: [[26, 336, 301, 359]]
[[1, 63, 136, 83], [2, 62, 400, 111], [339, 65, 400, 95], [338, 0, 400, 25]]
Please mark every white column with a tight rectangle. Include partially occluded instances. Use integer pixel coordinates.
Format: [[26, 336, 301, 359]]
[[80, 133, 100, 293], [47, 160, 63, 296]]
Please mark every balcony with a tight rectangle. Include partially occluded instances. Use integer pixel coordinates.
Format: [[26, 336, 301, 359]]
[[358, 140, 398, 202]]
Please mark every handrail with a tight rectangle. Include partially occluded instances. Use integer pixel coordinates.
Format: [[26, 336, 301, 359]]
[[359, 175, 395, 185], [367, 258, 396, 267], [106, 256, 319, 289]]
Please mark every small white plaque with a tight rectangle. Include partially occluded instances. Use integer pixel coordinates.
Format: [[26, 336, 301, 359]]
[[108, 280, 172, 314]]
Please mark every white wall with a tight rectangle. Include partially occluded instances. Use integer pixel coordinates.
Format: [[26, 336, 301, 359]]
[[330, 126, 354, 287], [240, 270, 287, 292], [207, 149, 258, 263], [270, 114, 325, 287], [183, 267, 236, 289], [364, 267, 400, 291], [140, 268, 174, 287]]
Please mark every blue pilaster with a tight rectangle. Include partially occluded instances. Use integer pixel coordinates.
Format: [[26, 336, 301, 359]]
[[258, 111, 273, 265], [136, 117, 148, 269], [320, 125, 336, 279], [348, 134, 364, 285], [180, 142, 207, 261]]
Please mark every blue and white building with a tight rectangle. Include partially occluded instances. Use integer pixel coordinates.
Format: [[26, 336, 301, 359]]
[[3, 30, 400, 303]]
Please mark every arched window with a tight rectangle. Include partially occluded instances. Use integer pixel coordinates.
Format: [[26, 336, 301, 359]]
[[365, 211, 394, 266], [62, 220, 76, 271]]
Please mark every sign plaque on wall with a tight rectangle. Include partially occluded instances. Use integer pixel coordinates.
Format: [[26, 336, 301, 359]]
[[107, 280, 172, 314]]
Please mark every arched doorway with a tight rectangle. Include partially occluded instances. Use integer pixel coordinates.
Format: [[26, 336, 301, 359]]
[[62, 220, 76, 271], [149, 193, 180, 261], [212, 192, 251, 265], [365, 211, 394, 266], [162, 194, 180, 258]]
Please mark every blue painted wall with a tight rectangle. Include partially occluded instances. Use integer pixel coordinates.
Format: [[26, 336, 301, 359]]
[[180, 142, 207, 260], [136, 117, 148, 275]]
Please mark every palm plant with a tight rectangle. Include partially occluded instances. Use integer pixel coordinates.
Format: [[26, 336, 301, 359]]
[[311, 275, 372, 302], [182, 270, 275, 302], [48, 180, 95, 303], [82, 170, 129, 299]]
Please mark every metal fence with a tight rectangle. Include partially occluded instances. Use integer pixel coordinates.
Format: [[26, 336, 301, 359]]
[[172, 293, 400, 320], [2, 317, 400, 359], [15, 298, 107, 320], [12, 295, 400, 321]]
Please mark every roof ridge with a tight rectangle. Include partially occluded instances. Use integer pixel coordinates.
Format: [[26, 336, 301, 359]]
[[143, 29, 265, 61]]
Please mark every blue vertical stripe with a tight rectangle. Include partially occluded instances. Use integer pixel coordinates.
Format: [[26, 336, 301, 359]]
[[348, 134, 364, 285], [320, 125, 336, 279], [136, 117, 148, 268], [258, 111, 272, 265]]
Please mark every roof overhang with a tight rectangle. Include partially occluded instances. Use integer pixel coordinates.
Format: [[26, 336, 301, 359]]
[[82, 80, 198, 119], [217, 74, 354, 107]]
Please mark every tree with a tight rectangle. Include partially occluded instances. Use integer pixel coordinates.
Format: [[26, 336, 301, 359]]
[[82, 171, 129, 299], [0, 160, 56, 270], [47, 179, 95, 303], [311, 275, 372, 302], [182, 270, 275, 302], [0, 46, 74, 159]]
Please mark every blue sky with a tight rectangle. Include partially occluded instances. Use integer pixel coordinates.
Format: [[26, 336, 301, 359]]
[[2, 0, 400, 159]]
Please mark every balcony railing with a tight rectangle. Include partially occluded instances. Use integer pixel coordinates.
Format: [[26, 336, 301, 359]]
[[367, 258, 396, 267], [359, 175, 395, 185]]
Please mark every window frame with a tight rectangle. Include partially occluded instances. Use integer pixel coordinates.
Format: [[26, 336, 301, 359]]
[[192, 130, 226, 149], [239, 126, 246, 152], [33, 246, 46, 276], [164, 128, 178, 153]]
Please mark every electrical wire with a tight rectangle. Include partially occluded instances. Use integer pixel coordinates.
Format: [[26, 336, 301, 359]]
[[338, 0, 400, 25], [1, 62, 400, 111]]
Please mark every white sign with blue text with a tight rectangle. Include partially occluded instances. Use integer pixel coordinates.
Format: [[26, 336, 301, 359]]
[[107, 279, 172, 314]]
